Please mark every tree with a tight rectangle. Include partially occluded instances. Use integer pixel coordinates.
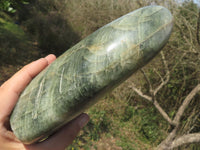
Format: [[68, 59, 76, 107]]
[[130, 0, 200, 149]]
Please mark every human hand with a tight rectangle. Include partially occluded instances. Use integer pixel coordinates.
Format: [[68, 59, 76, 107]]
[[0, 54, 89, 150]]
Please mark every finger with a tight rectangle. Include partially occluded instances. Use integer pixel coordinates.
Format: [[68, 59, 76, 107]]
[[27, 113, 90, 150], [44, 54, 56, 65], [0, 54, 56, 121]]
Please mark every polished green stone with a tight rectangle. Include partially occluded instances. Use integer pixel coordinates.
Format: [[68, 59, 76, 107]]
[[10, 6, 173, 144]]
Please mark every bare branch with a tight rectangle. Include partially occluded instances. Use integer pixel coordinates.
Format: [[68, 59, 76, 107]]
[[154, 51, 170, 96], [170, 52, 187, 73], [153, 68, 164, 83], [131, 51, 174, 125], [130, 83, 175, 125], [171, 133, 200, 149], [153, 100, 175, 126], [175, 19, 196, 52], [157, 126, 179, 150], [188, 111, 200, 133], [157, 84, 200, 149], [173, 84, 200, 125], [140, 69, 153, 93], [180, 7, 198, 17], [180, 15, 195, 46], [130, 84, 152, 102]]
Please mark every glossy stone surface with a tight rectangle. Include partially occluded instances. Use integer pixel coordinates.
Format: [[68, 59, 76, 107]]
[[10, 6, 173, 144]]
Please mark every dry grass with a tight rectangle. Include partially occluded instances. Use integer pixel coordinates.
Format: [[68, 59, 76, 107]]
[[63, 0, 139, 38]]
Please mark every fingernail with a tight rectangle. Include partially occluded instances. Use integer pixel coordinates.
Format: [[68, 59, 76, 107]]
[[44, 54, 56, 64], [79, 113, 89, 128]]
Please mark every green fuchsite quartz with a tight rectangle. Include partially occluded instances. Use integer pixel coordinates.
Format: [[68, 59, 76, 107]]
[[10, 6, 173, 144]]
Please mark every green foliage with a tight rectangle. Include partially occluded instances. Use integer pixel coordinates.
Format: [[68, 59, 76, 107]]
[[0, 0, 15, 13], [0, 0, 29, 13], [82, 108, 111, 143], [0, 14, 27, 64], [87, 110, 111, 141], [67, 108, 111, 149], [121, 106, 135, 122], [0, 11, 12, 21], [20, 0, 80, 56], [132, 107, 166, 144], [116, 137, 136, 150], [0, 11, 41, 82]]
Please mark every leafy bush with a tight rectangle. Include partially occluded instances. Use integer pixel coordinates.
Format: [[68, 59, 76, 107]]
[[0, 15, 28, 65], [19, 0, 80, 56], [0, 0, 29, 13], [19, 0, 142, 56]]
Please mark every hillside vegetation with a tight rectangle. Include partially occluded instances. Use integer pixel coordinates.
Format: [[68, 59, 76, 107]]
[[0, 0, 199, 149]]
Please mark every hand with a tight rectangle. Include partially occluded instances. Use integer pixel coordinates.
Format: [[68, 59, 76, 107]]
[[0, 54, 89, 150]]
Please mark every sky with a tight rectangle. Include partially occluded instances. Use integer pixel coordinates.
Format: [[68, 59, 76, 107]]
[[193, 0, 200, 6], [176, 0, 200, 7]]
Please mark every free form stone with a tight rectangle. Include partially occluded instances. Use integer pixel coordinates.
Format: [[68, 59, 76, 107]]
[[10, 6, 173, 144]]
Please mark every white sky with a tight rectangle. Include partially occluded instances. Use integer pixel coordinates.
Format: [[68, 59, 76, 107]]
[[176, 0, 200, 6], [193, 0, 200, 5]]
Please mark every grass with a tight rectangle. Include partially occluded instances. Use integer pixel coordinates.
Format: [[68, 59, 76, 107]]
[[0, 12, 41, 84], [67, 91, 168, 149]]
